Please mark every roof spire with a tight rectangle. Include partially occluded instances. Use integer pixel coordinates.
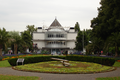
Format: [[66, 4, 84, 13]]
[[50, 18, 61, 27], [55, 16, 57, 19], [48, 18, 64, 30]]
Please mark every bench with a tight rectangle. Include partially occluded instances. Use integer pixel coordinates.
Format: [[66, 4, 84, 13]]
[[16, 58, 24, 65], [51, 58, 70, 66]]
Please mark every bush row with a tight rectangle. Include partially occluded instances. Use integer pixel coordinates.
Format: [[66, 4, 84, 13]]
[[8, 55, 115, 66], [8, 56, 65, 66], [66, 56, 115, 66]]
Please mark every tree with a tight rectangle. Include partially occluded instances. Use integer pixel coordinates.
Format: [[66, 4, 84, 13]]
[[82, 30, 89, 47], [74, 22, 80, 32], [90, 0, 120, 56], [8, 31, 21, 55], [75, 30, 89, 51], [91, 0, 120, 40], [26, 25, 37, 36], [75, 31, 83, 51], [85, 29, 92, 41], [18, 40, 28, 53], [105, 32, 120, 56], [0, 28, 11, 56], [21, 31, 33, 52]]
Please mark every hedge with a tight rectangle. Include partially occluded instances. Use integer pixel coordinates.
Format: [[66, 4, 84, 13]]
[[66, 56, 115, 66], [8, 55, 115, 66]]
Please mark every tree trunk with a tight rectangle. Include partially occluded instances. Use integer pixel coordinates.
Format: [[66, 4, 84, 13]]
[[115, 45, 118, 57], [0, 48, 2, 57], [14, 44, 17, 55], [0, 44, 3, 57]]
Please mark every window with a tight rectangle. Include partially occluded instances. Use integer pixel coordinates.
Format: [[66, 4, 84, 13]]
[[48, 34, 49, 37], [56, 34, 58, 37], [61, 34, 64, 37], [51, 34, 53, 37]]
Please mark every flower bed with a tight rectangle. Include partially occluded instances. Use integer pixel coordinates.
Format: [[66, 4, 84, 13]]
[[13, 61, 115, 74]]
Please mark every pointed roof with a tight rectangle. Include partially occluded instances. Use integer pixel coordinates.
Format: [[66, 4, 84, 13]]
[[50, 18, 62, 27], [48, 18, 64, 30]]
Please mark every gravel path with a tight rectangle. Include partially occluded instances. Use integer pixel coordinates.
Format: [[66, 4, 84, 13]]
[[0, 67, 120, 80]]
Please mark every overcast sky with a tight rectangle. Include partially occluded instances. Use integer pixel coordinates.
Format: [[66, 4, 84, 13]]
[[0, 0, 101, 31]]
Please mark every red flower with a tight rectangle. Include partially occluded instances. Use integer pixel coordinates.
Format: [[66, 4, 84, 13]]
[[117, 60, 120, 62]]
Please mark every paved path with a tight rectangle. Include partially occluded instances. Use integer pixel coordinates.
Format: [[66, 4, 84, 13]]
[[0, 67, 120, 80]]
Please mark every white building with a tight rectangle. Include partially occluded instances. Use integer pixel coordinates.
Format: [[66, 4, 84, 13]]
[[32, 18, 77, 54]]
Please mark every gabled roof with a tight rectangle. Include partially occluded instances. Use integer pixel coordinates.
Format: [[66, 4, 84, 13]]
[[50, 18, 62, 27], [48, 18, 64, 30]]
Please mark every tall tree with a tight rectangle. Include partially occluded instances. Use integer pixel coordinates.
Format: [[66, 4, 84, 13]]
[[21, 31, 33, 52], [105, 32, 120, 56], [9, 31, 21, 55], [0, 28, 11, 56], [75, 31, 83, 51], [90, 0, 120, 56], [26, 25, 37, 36], [74, 22, 80, 32], [91, 0, 120, 40], [75, 30, 89, 51]]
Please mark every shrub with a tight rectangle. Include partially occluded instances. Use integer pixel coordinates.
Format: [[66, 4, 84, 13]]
[[8, 58, 18, 66], [8, 55, 115, 66], [66, 56, 115, 66], [8, 56, 66, 66], [0, 57, 2, 61]]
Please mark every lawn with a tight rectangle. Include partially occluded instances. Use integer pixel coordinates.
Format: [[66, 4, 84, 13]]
[[0, 60, 11, 67], [14, 61, 115, 74], [113, 61, 120, 67], [96, 77, 120, 80], [0, 75, 40, 80]]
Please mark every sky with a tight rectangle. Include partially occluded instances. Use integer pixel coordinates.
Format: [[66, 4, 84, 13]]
[[0, 0, 101, 32]]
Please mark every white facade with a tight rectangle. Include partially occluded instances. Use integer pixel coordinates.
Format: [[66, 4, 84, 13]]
[[32, 19, 77, 54]]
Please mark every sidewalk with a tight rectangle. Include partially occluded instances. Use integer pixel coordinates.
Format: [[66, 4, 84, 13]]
[[0, 67, 120, 80]]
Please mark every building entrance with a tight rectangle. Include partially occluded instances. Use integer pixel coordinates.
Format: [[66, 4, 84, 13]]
[[51, 49, 61, 55]]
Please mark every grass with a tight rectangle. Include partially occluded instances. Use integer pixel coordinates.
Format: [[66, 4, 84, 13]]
[[14, 61, 115, 74], [96, 77, 120, 80], [0, 74, 39, 80], [113, 61, 120, 67], [0, 60, 11, 67]]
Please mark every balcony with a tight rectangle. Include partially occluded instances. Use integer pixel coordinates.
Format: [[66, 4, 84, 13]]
[[45, 41, 66, 48], [45, 44, 67, 48]]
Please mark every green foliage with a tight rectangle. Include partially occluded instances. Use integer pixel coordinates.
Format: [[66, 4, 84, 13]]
[[21, 31, 33, 51], [8, 55, 115, 66], [74, 22, 80, 32], [26, 25, 37, 36], [0, 28, 11, 56], [75, 30, 89, 51], [82, 30, 89, 47], [75, 31, 83, 51], [18, 40, 28, 53], [8, 31, 21, 54], [90, 0, 120, 56], [91, 0, 120, 40], [85, 29, 92, 41], [66, 56, 115, 66], [8, 58, 18, 66], [41, 50, 49, 54]]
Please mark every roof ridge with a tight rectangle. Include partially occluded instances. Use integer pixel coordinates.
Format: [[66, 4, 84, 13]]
[[50, 18, 62, 27]]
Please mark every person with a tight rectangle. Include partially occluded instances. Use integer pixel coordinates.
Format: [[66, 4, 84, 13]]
[[65, 50, 68, 56], [101, 51, 103, 55], [11, 50, 13, 54]]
